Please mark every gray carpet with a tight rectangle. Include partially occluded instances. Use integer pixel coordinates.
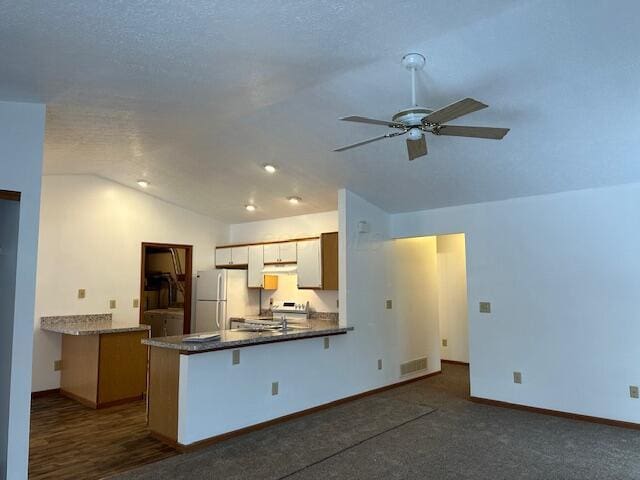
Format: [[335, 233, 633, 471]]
[[113, 365, 640, 479], [112, 394, 434, 480]]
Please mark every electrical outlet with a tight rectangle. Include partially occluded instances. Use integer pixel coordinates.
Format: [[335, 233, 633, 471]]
[[272, 382, 279, 396], [323, 337, 330, 349], [385, 299, 392, 309], [77, 289, 86, 299], [442, 339, 448, 347], [630, 386, 639, 399], [133, 298, 139, 308], [54, 360, 62, 371], [109, 299, 116, 309], [479, 302, 491, 313], [513, 371, 522, 384], [232, 349, 240, 365], [378, 359, 383, 370]]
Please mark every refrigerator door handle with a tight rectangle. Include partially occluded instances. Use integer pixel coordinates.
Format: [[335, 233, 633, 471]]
[[215, 301, 220, 329], [217, 272, 223, 300]]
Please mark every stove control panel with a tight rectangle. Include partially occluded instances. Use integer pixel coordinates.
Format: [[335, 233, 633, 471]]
[[272, 301, 309, 313]]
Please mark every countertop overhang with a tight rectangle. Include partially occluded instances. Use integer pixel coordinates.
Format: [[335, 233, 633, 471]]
[[41, 314, 150, 335], [142, 319, 352, 354]]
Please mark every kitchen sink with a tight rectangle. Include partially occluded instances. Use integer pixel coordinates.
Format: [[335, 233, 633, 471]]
[[232, 324, 311, 333]]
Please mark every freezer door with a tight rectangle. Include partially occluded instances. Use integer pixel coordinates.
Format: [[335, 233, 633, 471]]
[[196, 269, 227, 301], [195, 300, 219, 333]]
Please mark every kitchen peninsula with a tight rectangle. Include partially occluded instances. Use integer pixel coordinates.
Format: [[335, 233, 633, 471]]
[[143, 319, 352, 449], [41, 314, 150, 408]]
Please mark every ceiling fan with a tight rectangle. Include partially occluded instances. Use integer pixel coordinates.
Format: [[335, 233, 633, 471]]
[[334, 53, 510, 161]]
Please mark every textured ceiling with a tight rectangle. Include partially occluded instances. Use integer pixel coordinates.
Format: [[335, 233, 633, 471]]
[[2, 1, 640, 222]]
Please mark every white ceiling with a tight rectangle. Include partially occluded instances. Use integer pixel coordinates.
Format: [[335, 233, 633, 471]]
[[2, 1, 640, 223]]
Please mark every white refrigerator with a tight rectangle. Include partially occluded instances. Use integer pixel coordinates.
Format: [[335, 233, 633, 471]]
[[194, 269, 259, 333]]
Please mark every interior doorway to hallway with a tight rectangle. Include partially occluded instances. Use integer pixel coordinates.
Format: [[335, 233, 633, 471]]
[[393, 233, 469, 386], [435, 233, 469, 367]]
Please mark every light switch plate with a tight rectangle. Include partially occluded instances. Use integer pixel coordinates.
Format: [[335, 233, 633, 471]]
[[272, 382, 279, 396], [442, 339, 448, 347], [630, 386, 639, 399], [109, 299, 116, 309], [513, 371, 522, 384], [479, 302, 491, 313], [323, 337, 330, 349], [385, 300, 392, 309], [77, 289, 86, 299], [232, 350, 240, 365], [54, 360, 62, 371], [133, 298, 139, 308]]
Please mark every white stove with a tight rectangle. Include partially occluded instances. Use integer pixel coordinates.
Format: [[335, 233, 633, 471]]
[[271, 301, 309, 323]]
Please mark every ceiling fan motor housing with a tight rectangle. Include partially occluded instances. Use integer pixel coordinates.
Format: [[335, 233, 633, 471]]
[[392, 107, 434, 128]]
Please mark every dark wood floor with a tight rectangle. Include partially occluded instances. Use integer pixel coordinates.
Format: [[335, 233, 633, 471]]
[[29, 393, 178, 480]]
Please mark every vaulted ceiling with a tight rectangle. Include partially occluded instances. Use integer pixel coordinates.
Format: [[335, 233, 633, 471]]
[[2, 1, 640, 222]]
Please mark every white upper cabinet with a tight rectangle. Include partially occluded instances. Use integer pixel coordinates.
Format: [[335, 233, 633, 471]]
[[247, 245, 264, 288], [296, 239, 322, 288], [216, 246, 249, 266], [263, 242, 297, 263], [263, 244, 279, 263], [279, 242, 297, 263], [215, 247, 232, 266], [231, 246, 249, 265]]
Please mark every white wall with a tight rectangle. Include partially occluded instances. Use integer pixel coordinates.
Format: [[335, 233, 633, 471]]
[[437, 234, 469, 363], [392, 183, 640, 423], [230, 210, 338, 244], [32, 175, 230, 392], [0, 101, 46, 480], [341, 190, 441, 389], [230, 210, 339, 313]]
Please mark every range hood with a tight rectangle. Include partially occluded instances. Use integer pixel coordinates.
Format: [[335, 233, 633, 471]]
[[262, 264, 297, 275]]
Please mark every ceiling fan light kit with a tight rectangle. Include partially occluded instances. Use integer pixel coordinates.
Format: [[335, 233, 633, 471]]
[[334, 53, 510, 161]]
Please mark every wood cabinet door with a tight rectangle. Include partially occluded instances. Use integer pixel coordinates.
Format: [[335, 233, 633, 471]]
[[247, 245, 264, 288], [279, 241, 297, 263], [231, 246, 249, 265], [215, 247, 232, 266], [263, 244, 279, 263], [297, 239, 322, 288]]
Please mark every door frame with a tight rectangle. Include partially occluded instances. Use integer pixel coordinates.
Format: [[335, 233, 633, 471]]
[[139, 242, 194, 334]]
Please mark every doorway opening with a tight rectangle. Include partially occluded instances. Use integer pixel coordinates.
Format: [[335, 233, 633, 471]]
[[393, 233, 470, 396], [139, 243, 193, 337], [1, 190, 21, 475]]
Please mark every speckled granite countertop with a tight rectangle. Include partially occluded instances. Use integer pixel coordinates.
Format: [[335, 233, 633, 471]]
[[142, 319, 352, 353], [41, 314, 150, 336]]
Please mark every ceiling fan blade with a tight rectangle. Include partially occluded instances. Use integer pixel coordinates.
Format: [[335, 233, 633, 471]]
[[423, 98, 488, 125], [339, 116, 404, 129], [333, 134, 390, 152], [434, 125, 510, 139], [406, 136, 427, 161]]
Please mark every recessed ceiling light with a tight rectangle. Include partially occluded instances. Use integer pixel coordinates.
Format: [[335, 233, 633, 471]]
[[263, 164, 277, 174], [287, 196, 301, 205], [245, 204, 257, 212], [137, 180, 149, 188]]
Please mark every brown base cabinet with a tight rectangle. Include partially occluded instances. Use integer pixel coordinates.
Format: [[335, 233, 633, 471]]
[[60, 330, 149, 409]]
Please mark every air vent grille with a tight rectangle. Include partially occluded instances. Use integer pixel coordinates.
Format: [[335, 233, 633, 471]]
[[400, 357, 428, 376]]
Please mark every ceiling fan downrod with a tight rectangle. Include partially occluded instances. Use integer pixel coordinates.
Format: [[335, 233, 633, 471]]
[[401, 53, 426, 108]]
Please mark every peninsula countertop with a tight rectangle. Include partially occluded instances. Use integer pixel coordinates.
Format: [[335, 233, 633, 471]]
[[41, 313, 150, 335], [142, 319, 352, 353]]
